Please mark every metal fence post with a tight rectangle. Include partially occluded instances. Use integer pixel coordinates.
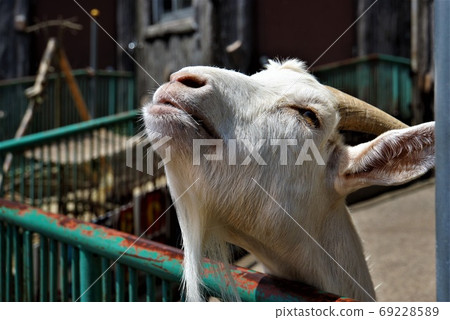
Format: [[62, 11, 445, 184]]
[[79, 249, 101, 302], [435, 0, 450, 302]]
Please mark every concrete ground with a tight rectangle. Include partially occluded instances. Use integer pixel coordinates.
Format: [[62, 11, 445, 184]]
[[236, 179, 436, 301], [351, 179, 436, 301]]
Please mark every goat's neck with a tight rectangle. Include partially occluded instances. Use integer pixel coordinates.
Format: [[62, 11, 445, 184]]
[[165, 162, 375, 301], [224, 202, 375, 302]]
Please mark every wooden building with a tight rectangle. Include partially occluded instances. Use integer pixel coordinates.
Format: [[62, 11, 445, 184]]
[[0, 0, 433, 121], [135, 0, 359, 94], [135, 0, 431, 123], [0, 0, 134, 79]]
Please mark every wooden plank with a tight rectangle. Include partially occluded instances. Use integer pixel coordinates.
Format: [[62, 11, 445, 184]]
[[58, 48, 91, 121], [25, 38, 56, 99]]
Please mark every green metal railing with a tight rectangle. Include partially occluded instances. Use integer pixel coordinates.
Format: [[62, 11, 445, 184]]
[[0, 70, 135, 141], [0, 200, 349, 302], [312, 54, 412, 123], [0, 110, 156, 219]]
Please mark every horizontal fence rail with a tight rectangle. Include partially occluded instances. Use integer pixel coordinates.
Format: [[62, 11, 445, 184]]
[[0, 69, 135, 141], [0, 200, 352, 302]]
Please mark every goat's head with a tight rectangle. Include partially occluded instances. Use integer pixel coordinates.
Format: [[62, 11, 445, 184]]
[[143, 59, 435, 301]]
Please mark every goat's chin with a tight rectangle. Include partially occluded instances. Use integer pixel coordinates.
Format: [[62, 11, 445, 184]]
[[144, 108, 216, 143]]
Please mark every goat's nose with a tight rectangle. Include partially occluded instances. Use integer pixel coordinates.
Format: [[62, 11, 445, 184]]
[[170, 72, 207, 89]]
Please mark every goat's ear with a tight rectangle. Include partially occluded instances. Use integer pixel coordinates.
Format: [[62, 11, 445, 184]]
[[335, 122, 435, 195]]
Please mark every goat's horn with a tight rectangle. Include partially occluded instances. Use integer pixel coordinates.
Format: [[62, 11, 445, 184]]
[[326, 86, 408, 135]]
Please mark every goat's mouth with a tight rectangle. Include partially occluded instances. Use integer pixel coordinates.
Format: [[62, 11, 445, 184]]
[[152, 97, 221, 139]]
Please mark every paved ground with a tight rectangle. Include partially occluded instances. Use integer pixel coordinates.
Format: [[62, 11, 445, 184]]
[[236, 179, 436, 301], [351, 179, 436, 301]]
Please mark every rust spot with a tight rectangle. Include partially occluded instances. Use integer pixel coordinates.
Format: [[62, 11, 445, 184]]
[[117, 236, 183, 261], [336, 297, 357, 302], [58, 217, 79, 229], [0, 199, 33, 215], [0, 198, 29, 210], [1, 199, 354, 301], [81, 229, 94, 236], [237, 273, 261, 291], [122, 252, 166, 265], [119, 238, 137, 249], [0, 199, 60, 218], [231, 266, 349, 302]]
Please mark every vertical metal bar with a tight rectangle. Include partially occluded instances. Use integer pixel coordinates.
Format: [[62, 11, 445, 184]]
[[5, 224, 12, 301], [145, 276, 155, 302], [56, 142, 61, 211], [83, 132, 89, 213], [91, 254, 102, 301], [0, 223, 4, 301], [71, 247, 80, 301], [72, 138, 78, 216], [60, 141, 66, 214], [108, 77, 116, 115], [23, 230, 33, 301], [13, 226, 22, 301], [9, 158, 15, 201], [60, 243, 68, 301], [128, 267, 138, 302], [101, 257, 111, 301], [108, 129, 113, 205], [30, 151, 35, 206], [20, 155, 25, 203], [55, 65, 62, 127], [161, 279, 171, 302], [115, 263, 125, 302], [39, 235, 48, 302], [38, 147, 44, 207], [79, 249, 101, 302], [49, 239, 57, 301], [120, 124, 126, 204], [128, 77, 134, 112], [435, 0, 450, 302], [79, 249, 91, 302], [112, 127, 118, 203], [46, 145, 51, 210], [89, 132, 94, 215], [95, 130, 101, 215]]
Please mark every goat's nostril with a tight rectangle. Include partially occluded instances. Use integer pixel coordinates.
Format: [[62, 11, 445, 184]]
[[176, 74, 206, 89]]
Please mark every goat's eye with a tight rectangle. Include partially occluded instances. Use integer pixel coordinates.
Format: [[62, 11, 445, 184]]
[[298, 109, 320, 128]]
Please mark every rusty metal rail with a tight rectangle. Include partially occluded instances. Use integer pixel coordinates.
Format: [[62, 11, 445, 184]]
[[0, 200, 351, 302]]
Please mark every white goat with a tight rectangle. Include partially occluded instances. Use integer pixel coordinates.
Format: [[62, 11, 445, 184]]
[[143, 59, 435, 301]]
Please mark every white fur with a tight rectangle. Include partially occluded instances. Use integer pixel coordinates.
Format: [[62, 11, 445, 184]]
[[143, 59, 435, 301]]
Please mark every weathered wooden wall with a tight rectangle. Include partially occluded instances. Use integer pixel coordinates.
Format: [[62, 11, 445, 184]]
[[136, 0, 211, 98], [135, 0, 254, 101], [356, 0, 411, 58], [212, 0, 255, 72]]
